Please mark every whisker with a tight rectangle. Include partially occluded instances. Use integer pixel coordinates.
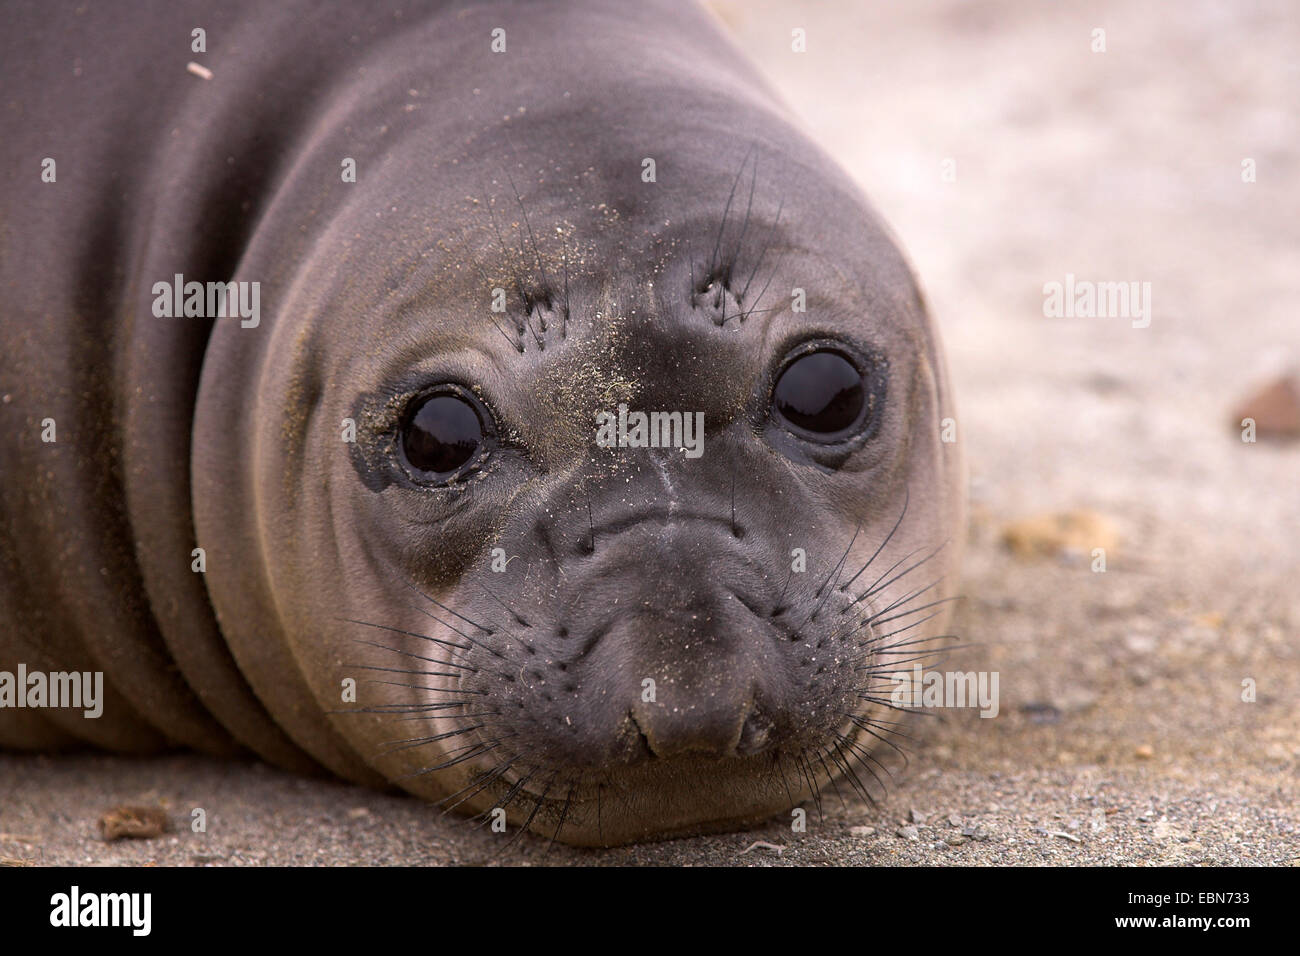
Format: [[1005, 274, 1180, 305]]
[[794, 752, 824, 822], [350, 664, 467, 680], [737, 247, 786, 324], [847, 609, 943, 647], [839, 486, 910, 592], [362, 678, 480, 694], [456, 758, 520, 818], [849, 631, 959, 664], [737, 194, 784, 303], [375, 724, 485, 757], [482, 184, 532, 331], [503, 770, 559, 850], [849, 540, 951, 610], [434, 756, 514, 813], [403, 739, 505, 780], [815, 749, 848, 810], [866, 578, 944, 622], [773, 752, 797, 808], [708, 144, 756, 279], [795, 522, 861, 629], [349, 638, 476, 672], [506, 168, 550, 294], [828, 736, 876, 805], [840, 729, 902, 782], [843, 547, 923, 611], [477, 581, 530, 628], [384, 708, 497, 723], [544, 782, 577, 850], [472, 260, 525, 352], [855, 693, 933, 716], [867, 595, 962, 628], [329, 700, 474, 715], [732, 157, 759, 270], [333, 617, 470, 653], [842, 713, 914, 761], [402, 579, 495, 634]]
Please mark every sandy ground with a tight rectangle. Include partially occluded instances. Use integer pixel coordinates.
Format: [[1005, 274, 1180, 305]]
[[3, 0, 1297, 866]]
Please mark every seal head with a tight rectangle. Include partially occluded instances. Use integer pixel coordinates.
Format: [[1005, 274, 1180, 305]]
[[187, 0, 964, 844]]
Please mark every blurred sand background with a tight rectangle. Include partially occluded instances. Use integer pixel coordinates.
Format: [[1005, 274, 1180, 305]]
[[3, 0, 1297, 865]]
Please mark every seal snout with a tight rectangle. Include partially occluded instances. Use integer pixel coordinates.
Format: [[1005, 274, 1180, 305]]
[[512, 563, 794, 770], [628, 690, 771, 760]]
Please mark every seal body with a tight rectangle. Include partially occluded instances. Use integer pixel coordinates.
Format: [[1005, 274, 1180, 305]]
[[0, 0, 964, 844]]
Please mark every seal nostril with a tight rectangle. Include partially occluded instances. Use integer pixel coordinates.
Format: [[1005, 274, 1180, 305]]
[[736, 708, 774, 756], [626, 711, 654, 762]]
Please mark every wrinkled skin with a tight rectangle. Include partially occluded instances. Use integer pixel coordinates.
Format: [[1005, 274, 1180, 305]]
[[0, 0, 963, 845]]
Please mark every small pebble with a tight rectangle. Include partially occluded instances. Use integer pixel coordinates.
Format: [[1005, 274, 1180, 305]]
[[1231, 372, 1300, 439], [1021, 702, 1061, 724], [1000, 510, 1120, 560], [98, 805, 168, 841]]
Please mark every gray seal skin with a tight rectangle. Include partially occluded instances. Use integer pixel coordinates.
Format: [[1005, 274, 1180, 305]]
[[0, 0, 964, 845]]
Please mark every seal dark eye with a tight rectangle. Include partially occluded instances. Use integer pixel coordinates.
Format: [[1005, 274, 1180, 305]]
[[771, 350, 866, 439], [401, 390, 487, 479]]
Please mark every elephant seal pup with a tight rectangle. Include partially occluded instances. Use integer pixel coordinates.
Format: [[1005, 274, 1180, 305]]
[[0, 0, 964, 845]]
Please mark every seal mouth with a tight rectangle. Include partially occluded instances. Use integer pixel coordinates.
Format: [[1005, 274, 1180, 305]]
[[468, 596, 884, 809], [484, 703, 883, 819], [451, 565, 887, 793]]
